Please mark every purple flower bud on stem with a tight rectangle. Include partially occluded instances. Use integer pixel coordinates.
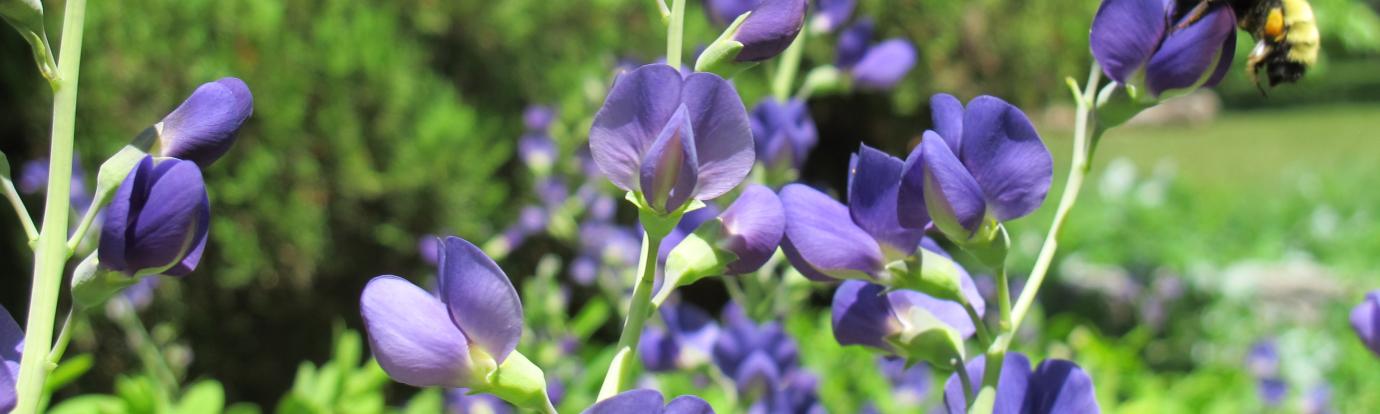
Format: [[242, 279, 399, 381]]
[[98, 156, 210, 277], [732, 0, 808, 62], [157, 78, 253, 167], [1089, 0, 1236, 98]]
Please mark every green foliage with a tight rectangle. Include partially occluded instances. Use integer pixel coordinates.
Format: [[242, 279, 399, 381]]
[[275, 325, 390, 414]]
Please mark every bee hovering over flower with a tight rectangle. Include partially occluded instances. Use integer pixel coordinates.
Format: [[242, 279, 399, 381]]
[[1175, 0, 1320, 89]]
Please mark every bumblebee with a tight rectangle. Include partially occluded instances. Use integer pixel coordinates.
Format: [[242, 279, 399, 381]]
[[1176, 0, 1320, 89]]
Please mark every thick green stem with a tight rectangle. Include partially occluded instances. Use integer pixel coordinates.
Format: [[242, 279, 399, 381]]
[[665, 0, 685, 68], [1, 175, 38, 242], [13, 0, 86, 412], [771, 30, 807, 101], [1009, 63, 1103, 332], [595, 230, 666, 400]]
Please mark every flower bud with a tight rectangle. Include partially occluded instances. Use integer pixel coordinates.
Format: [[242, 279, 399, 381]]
[[1351, 291, 1380, 358], [1, 0, 55, 80], [157, 78, 253, 168], [98, 156, 210, 277]]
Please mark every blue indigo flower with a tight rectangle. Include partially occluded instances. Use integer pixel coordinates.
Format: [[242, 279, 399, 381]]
[[732, 0, 808, 62], [750, 371, 826, 414], [157, 78, 253, 167], [750, 98, 818, 171], [583, 389, 714, 414], [780, 145, 934, 280], [18, 159, 93, 215], [99, 156, 210, 277], [831, 278, 983, 356], [573, 221, 642, 286], [898, 94, 1052, 243], [360, 236, 523, 387], [879, 357, 929, 406], [639, 302, 720, 372], [523, 105, 556, 132], [1351, 290, 1380, 358], [705, 0, 756, 26], [1090, 0, 1236, 98], [446, 388, 513, 414], [536, 177, 569, 210], [419, 235, 441, 266], [1246, 339, 1287, 406], [589, 64, 754, 214], [810, 0, 855, 33], [519, 132, 558, 174], [943, 353, 1100, 414], [835, 20, 916, 90], [1, 305, 22, 413], [715, 185, 785, 274], [713, 304, 800, 395]]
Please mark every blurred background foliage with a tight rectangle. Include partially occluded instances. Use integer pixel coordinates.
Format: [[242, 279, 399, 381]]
[[1, 0, 1378, 411]]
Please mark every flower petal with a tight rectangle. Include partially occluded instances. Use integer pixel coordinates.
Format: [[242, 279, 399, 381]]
[[918, 133, 987, 239], [849, 145, 924, 258], [1201, 29, 1237, 88], [1089, 0, 1169, 83], [665, 395, 716, 414], [891, 287, 979, 339], [1352, 291, 1380, 357], [638, 325, 681, 372], [161, 194, 210, 277], [836, 19, 874, 69], [812, 0, 857, 32], [1145, 4, 1236, 96], [101, 157, 210, 275], [0, 305, 16, 414], [943, 353, 1033, 414], [705, 0, 757, 26], [734, 0, 808, 62], [158, 77, 253, 167], [640, 106, 701, 213], [437, 236, 523, 364], [850, 39, 917, 90], [360, 276, 472, 387], [1022, 359, 1101, 414], [831, 281, 902, 351], [734, 351, 783, 393], [897, 143, 930, 229], [959, 96, 1051, 221], [590, 64, 685, 191], [523, 105, 556, 132], [584, 389, 665, 414], [780, 184, 884, 281], [930, 93, 965, 152], [682, 73, 754, 201], [720, 185, 785, 274], [664, 303, 721, 359]]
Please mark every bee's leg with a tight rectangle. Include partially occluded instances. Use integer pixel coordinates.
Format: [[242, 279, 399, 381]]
[[1174, 0, 1215, 31]]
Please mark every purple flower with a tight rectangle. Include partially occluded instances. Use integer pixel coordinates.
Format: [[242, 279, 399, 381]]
[[360, 236, 523, 387], [589, 64, 753, 214], [749, 371, 826, 414], [713, 303, 800, 395], [99, 156, 210, 277], [519, 132, 559, 173], [1, 305, 22, 413], [583, 389, 714, 414], [446, 388, 514, 414], [1306, 384, 1334, 414], [732, 0, 808, 62], [943, 353, 1100, 414], [523, 106, 556, 132], [639, 302, 720, 372], [1090, 0, 1236, 98], [157, 77, 253, 167], [835, 20, 916, 90], [705, 0, 758, 26], [810, 0, 855, 32], [899, 94, 1051, 242], [716, 185, 785, 274], [750, 98, 818, 171], [1245, 339, 1279, 378], [879, 357, 929, 405], [831, 277, 983, 354], [18, 159, 93, 214], [419, 235, 441, 266], [779, 144, 929, 281], [1351, 290, 1380, 358]]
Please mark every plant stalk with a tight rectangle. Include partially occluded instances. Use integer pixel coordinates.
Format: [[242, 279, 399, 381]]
[[14, 0, 87, 411], [665, 0, 685, 69], [595, 230, 665, 400]]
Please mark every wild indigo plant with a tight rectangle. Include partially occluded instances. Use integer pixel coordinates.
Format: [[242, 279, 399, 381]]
[[1352, 290, 1380, 358]]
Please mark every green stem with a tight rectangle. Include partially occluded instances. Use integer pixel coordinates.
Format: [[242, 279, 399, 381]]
[[13, 0, 86, 412], [994, 266, 1012, 335], [112, 303, 179, 401], [771, 29, 807, 101], [1008, 63, 1103, 332], [66, 190, 107, 251], [47, 309, 75, 366], [595, 230, 666, 400], [665, 0, 685, 69], [955, 359, 975, 406], [961, 301, 992, 347], [0, 175, 38, 243], [977, 265, 1011, 401]]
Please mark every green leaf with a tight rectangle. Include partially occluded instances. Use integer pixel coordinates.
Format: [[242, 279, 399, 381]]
[[402, 389, 443, 414], [45, 353, 95, 392], [175, 380, 226, 414], [47, 395, 126, 414]]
